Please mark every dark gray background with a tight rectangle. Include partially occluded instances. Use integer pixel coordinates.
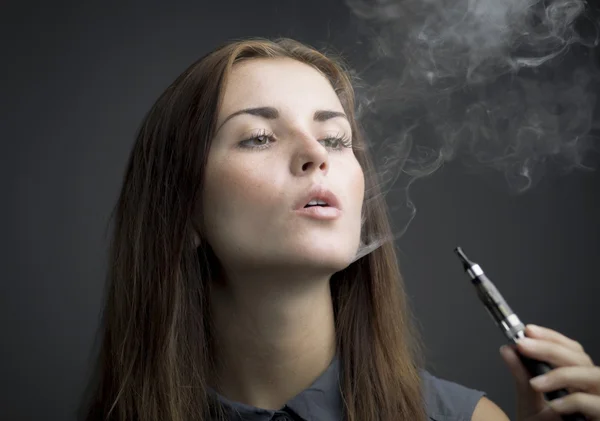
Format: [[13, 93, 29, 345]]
[[1, 1, 598, 420]]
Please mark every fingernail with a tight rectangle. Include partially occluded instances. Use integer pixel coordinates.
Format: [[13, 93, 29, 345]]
[[529, 375, 547, 388], [517, 337, 534, 346], [550, 398, 565, 410], [527, 324, 540, 332]]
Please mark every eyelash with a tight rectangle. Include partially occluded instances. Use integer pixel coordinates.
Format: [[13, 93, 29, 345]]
[[237, 129, 352, 151]]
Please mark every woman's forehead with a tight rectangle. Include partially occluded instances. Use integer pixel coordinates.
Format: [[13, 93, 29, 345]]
[[219, 58, 343, 115]]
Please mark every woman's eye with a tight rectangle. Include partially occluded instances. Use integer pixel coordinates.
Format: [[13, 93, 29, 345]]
[[239, 134, 273, 149], [238, 132, 352, 151], [322, 135, 352, 149], [253, 135, 270, 144]]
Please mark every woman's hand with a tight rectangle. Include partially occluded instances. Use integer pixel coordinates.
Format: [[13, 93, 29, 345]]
[[500, 324, 600, 421]]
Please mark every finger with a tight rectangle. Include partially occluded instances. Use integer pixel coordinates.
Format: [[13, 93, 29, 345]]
[[549, 392, 600, 419], [516, 337, 594, 368], [501, 344, 534, 387], [525, 325, 586, 354], [500, 345, 547, 414], [530, 366, 600, 395], [527, 404, 563, 421]]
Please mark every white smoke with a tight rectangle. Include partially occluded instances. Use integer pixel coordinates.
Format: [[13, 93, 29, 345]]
[[346, 0, 600, 256]]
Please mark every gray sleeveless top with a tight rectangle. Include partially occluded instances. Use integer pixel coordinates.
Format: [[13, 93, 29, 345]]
[[209, 355, 486, 421]]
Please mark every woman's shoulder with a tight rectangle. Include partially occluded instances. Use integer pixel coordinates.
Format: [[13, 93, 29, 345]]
[[419, 368, 487, 421]]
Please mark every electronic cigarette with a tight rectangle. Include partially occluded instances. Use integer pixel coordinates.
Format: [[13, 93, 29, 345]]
[[454, 247, 586, 421]]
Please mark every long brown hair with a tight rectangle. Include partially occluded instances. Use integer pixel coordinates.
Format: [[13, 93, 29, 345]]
[[79, 37, 427, 421]]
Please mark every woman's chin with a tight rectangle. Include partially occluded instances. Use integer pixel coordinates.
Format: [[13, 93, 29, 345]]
[[285, 248, 356, 273]]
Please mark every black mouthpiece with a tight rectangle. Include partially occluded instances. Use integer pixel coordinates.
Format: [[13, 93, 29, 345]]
[[454, 247, 476, 271]]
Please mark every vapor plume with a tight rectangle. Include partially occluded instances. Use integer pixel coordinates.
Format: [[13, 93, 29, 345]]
[[347, 0, 600, 260]]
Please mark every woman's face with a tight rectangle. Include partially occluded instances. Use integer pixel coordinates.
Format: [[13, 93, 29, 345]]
[[199, 57, 364, 278]]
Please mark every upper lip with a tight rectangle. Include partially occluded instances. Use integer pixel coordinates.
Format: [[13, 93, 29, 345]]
[[294, 184, 341, 210]]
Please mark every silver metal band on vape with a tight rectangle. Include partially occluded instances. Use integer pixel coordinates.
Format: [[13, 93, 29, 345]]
[[466, 263, 525, 343], [501, 313, 526, 344], [466, 264, 483, 278]]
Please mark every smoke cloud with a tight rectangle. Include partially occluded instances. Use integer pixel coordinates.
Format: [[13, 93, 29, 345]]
[[347, 0, 600, 260]]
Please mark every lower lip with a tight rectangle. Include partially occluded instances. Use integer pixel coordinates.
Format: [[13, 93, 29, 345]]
[[294, 206, 341, 220]]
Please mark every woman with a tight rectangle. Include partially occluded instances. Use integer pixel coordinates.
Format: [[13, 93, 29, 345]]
[[79, 37, 600, 421]]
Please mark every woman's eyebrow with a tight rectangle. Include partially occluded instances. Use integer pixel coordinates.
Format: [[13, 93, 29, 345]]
[[215, 106, 349, 133]]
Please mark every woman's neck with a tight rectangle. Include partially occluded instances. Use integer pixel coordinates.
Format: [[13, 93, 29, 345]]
[[208, 271, 337, 410]]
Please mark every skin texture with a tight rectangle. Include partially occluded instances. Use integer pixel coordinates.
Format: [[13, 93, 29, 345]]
[[195, 57, 364, 410], [474, 324, 600, 421], [194, 57, 600, 419]]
